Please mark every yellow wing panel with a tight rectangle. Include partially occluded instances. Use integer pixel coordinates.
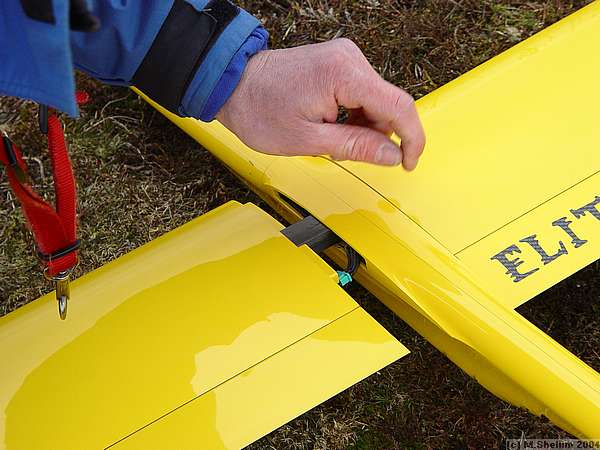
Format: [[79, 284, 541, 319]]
[[111, 308, 408, 450], [458, 173, 600, 309], [0, 201, 406, 450], [337, 1, 600, 254]]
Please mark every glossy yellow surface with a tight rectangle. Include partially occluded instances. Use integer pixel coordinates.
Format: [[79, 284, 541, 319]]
[[263, 157, 600, 439], [338, 0, 600, 255], [139, 1, 600, 438], [0, 201, 407, 449], [458, 171, 600, 308], [113, 308, 406, 450]]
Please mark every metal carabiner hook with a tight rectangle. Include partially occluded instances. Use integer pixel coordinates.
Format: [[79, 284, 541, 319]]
[[44, 268, 73, 320]]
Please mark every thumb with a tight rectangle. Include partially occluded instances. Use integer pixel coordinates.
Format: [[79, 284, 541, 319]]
[[314, 122, 402, 166]]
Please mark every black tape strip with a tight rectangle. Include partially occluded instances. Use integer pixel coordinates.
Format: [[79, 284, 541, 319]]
[[37, 240, 80, 262], [20, 0, 55, 24], [132, 0, 239, 114], [281, 216, 341, 254]]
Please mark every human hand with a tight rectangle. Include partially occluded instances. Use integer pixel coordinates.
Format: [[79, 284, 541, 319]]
[[216, 38, 425, 169]]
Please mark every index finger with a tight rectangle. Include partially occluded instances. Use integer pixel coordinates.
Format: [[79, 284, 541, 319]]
[[336, 72, 426, 170]]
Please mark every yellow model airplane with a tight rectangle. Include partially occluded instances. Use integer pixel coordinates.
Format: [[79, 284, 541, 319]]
[[1, 1, 599, 448]]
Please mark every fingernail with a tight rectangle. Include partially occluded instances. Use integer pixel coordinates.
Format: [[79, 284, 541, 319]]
[[375, 143, 402, 166]]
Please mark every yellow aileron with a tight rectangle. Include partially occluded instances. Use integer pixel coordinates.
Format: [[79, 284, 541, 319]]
[[113, 308, 402, 450]]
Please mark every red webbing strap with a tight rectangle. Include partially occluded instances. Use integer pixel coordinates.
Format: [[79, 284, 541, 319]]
[[0, 104, 81, 277]]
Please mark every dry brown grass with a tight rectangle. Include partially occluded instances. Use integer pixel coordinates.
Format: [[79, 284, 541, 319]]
[[1, 1, 597, 449]]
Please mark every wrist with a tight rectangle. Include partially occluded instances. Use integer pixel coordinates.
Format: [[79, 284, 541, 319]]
[[194, 26, 269, 122], [216, 49, 271, 127]]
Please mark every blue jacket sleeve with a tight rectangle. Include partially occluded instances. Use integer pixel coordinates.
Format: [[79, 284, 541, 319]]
[[195, 26, 268, 121], [70, 0, 267, 121]]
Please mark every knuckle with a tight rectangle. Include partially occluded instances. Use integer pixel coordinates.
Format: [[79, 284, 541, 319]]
[[334, 37, 359, 53], [330, 38, 362, 64], [326, 43, 369, 88]]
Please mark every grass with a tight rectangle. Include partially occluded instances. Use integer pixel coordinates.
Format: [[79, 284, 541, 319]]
[[1, 0, 597, 448]]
